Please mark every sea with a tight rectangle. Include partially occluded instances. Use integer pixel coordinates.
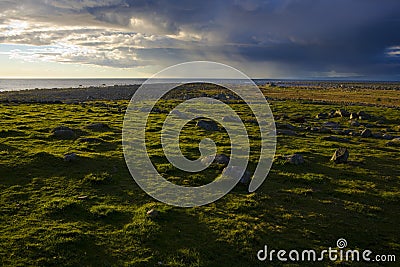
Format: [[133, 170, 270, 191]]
[[0, 78, 280, 92]]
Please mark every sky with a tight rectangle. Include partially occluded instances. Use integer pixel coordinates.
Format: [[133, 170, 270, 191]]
[[0, 0, 399, 79]]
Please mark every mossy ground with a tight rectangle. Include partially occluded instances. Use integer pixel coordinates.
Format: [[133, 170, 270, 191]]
[[0, 86, 399, 266]]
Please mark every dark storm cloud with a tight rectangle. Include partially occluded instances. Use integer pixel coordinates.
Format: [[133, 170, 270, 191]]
[[0, 0, 399, 78]]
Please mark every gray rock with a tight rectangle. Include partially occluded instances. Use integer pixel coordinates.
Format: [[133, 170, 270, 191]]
[[277, 129, 297, 136], [335, 109, 350, 117], [201, 154, 230, 166], [222, 166, 252, 184], [360, 128, 372, 138], [52, 126, 73, 132], [350, 121, 360, 127], [349, 113, 358, 120], [222, 116, 241, 123], [275, 122, 296, 130], [330, 148, 349, 164], [146, 209, 159, 219], [386, 138, 400, 147], [382, 134, 394, 140], [64, 152, 77, 162], [319, 127, 332, 134], [322, 136, 350, 143], [53, 129, 75, 139], [196, 120, 219, 131], [322, 122, 340, 128], [86, 123, 110, 131], [78, 137, 103, 143], [316, 113, 328, 119], [357, 111, 370, 119], [286, 154, 305, 165]]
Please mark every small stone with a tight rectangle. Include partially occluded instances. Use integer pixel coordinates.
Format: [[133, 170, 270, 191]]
[[316, 113, 328, 119], [335, 109, 350, 118], [286, 154, 304, 165], [349, 113, 358, 120], [322, 122, 340, 128], [201, 154, 230, 166], [277, 129, 297, 136], [222, 166, 252, 184], [222, 116, 241, 123], [381, 134, 393, 140], [360, 128, 372, 138], [64, 153, 77, 162], [330, 148, 349, 164], [78, 137, 103, 143], [357, 111, 370, 119], [350, 121, 360, 127], [196, 120, 219, 131], [387, 138, 400, 147], [146, 209, 159, 219]]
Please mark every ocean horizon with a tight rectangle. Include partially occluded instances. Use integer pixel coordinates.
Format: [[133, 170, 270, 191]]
[[0, 78, 398, 92]]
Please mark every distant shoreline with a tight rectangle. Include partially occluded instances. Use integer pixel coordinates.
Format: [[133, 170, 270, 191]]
[[0, 78, 399, 92]]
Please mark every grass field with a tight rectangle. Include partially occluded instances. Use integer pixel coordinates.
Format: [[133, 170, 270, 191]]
[[0, 84, 399, 266]]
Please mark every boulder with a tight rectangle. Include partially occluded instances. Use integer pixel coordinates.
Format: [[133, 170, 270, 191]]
[[330, 148, 349, 164], [286, 154, 304, 165], [201, 154, 230, 166], [196, 120, 219, 131], [222, 166, 252, 184], [360, 128, 372, 138]]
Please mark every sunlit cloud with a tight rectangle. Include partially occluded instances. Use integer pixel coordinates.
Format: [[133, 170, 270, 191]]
[[0, 0, 399, 78]]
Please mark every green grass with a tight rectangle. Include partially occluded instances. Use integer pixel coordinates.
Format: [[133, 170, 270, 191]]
[[0, 88, 399, 266]]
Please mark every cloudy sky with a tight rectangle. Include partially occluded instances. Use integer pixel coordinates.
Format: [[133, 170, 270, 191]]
[[0, 0, 399, 79]]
